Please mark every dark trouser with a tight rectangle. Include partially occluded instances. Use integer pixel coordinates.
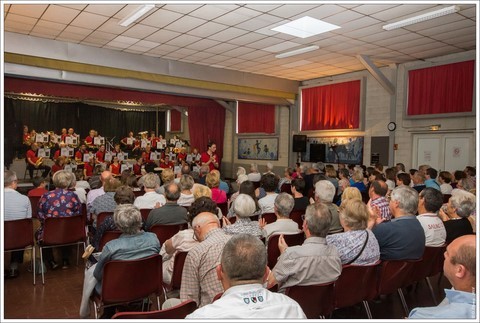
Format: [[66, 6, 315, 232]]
[[10, 250, 24, 268], [27, 164, 51, 179]]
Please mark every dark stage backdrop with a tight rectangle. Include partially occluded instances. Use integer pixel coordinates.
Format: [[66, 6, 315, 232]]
[[4, 98, 165, 144]]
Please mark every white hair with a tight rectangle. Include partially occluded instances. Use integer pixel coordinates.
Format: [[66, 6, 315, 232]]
[[314, 180, 336, 203]]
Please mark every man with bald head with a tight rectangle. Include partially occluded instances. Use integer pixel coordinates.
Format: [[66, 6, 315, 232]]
[[179, 212, 232, 307], [409, 235, 476, 318], [86, 170, 112, 212]]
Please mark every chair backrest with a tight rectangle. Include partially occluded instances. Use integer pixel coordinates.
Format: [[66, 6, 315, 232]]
[[112, 299, 197, 319], [28, 196, 40, 218], [139, 209, 151, 222], [98, 230, 123, 252], [285, 282, 335, 319], [376, 259, 421, 296], [267, 232, 305, 268], [170, 251, 188, 290], [97, 212, 114, 227], [280, 183, 292, 194], [289, 209, 305, 229], [407, 246, 446, 285], [217, 202, 228, 216], [101, 254, 162, 305], [4, 218, 34, 251], [43, 215, 86, 245], [149, 223, 188, 244], [212, 292, 223, 302], [260, 212, 277, 224], [334, 261, 381, 309], [361, 191, 370, 204]]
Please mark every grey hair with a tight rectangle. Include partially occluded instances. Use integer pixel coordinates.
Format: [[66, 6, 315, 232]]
[[165, 182, 181, 201], [274, 193, 294, 217], [390, 185, 418, 215], [314, 180, 336, 203], [4, 170, 17, 187], [143, 173, 160, 189], [179, 174, 194, 191], [53, 170, 72, 189], [113, 204, 142, 235], [221, 233, 266, 284], [250, 163, 258, 172], [450, 189, 476, 218], [305, 203, 332, 238], [233, 194, 257, 218]]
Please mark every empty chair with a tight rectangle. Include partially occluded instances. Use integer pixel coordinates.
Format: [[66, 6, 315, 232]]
[[149, 223, 188, 245], [4, 218, 36, 285], [260, 212, 276, 224], [334, 261, 381, 319], [285, 282, 335, 319], [90, 254, 164, 319], [112, 299, 197, 319], [267, 232, 305, 269], [39, 215, 86, 284]]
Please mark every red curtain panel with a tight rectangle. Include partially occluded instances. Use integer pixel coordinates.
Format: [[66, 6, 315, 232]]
[[170, 109, 182, 132], [237, 102, 275, 133]]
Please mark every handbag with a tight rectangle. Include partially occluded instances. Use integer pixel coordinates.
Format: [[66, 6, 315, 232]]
[[345, 231, 369, 265]]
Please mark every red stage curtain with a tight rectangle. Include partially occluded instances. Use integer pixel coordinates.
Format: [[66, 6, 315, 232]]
[[188, 104, 225, 163], [237, 102, 275, 133], [301, 80, 360, 131], [170, 109, 181, 132], [407, 60, 474, 116]]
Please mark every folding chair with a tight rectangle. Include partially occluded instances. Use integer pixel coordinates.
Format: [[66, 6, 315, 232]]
[[148, 223, 188, 245], [260, 212, 277, 224], [112, 299, 197, 319], [285, 282, 336, 319], [163, 251, 188, 298], [267, 232, 305, 268]]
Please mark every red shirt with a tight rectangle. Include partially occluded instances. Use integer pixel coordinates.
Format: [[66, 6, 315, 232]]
[[142, 151, 153, 164], [201, 152, 218, 171], [85, 136, 94, 146], [150, 137, 159, 149], [84, 163, 94, 177], [51, 164, 64, 175], [133, 163, 142, 176], [54, 150, 61, 159], [110, 163, 121, 175], [96, 150, 105, 162], [28, 187, 48, 197], [160, 161, 174, 169], [177, 153, 187, 163], [75, 150, 88, 161], [26, 149, 39, 165]]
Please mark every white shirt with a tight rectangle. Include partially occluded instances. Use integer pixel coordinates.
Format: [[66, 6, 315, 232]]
[[177, 193, 194, 207], [74, 187, 87, 204], [186, 283, 306, 319], [86, 187, 104, 211], [386, 179, 396, 191], [248, 172, 261, 182], [440, 183, 453, 194], [258, 193, 278, 214], [417, 213, 447, 247], [4, 188, 32, 220], [76, 180, 91, 190], [133, 191, 166, 209], [263, 218, 301, 241]]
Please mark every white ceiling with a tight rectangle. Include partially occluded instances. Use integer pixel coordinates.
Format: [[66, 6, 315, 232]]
[[3, 1, 477, 81]]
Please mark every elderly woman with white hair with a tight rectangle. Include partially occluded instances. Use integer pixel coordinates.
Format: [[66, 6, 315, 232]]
[[222, 194, 263, 239], [439, 189, 475, 242], [247, 163, 261, 182]]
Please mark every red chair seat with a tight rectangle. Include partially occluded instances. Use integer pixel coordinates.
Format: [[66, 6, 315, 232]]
[[285, 282, 335, 319]]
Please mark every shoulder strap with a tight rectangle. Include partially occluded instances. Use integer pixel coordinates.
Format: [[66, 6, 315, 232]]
[[345, 231, 369, 265]]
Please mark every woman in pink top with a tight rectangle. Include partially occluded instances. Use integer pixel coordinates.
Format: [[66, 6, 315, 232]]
[[206, 171, 227, 204]]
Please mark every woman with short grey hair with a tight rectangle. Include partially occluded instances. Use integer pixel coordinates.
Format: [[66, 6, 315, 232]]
[[177, 174, 195, 207], [223, 194, 263, 239]]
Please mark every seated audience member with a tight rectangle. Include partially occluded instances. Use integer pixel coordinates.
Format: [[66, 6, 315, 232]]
[[70, 173, 87, 204], [417, 188, 446, 247], [291, 178, 309, 211], [258, 173, 279, 214], [161, 197, 218, 285], [456, 176, 475, 193], [174, 165, 191, 184], [211, 169, 229, 194], [369, 185, 425, 260], [267, 203, 342, 293], [193, 184, 212, 200], [396, 172, 411, 187], [263, 162, 275, 176], [87, 165, 104, 190], [409, 235, 476, 319], [425, 168, 441, 191], [81, 204, 160, 318], [412, 171, 427, 193], [37, 171, 82, 269], [314, 180, 343, 233], [223, 194, 263, 239], [89, 186, 135, 251], [145, 182, 188, 229], [197, 165, 210, 186], [206, 171, 227, 204], [260, 193, 300, 241], [90, 178, 122, 223], [438, 171, 454, 194], [396, 163, 406, 174], [177, 174, 195, 207], [4, 170, 32, 278], [339, 187, 362, 207], [439, 189, 475, 244], [277, 167, 293, 192], [327, 199, 380, 265], [86, 170, 112, 212], [384, 167, 397, 193], [228, 180, 261, 219], [157, 168, 175, 195], [187, 234, 306, 319], [324, 164, 339, 192], [133, 173, 166, 209], [247, 163, 261, 182], [125, 174, 141, 191], [418, 164, 431, 177], [163, 212, 231, 308], [28, 176, 48, 197], [337, 168, 350, 197], [75, 169, 91, 190], [227, 174, 249, 210], [452, 170, 467, 189], [464, 166, 476, 183], [350, 169, 367, 193], [367, 180, 393, 221]]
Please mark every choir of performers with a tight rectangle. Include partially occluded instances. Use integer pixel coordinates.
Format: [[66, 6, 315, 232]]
[[26, 143, 51, 179], [200, 142, 219, 171]]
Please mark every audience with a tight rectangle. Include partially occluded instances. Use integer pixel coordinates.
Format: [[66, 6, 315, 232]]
[[267, 203, 342, 293], [177, 174, 195, 207], [206, 171, 227, 204], [27, 176, 48, 197], [223, 194, 263, 239], [86, 170, 112, 212], [438, 171, 454, 194], [425, 168, 441, 191], [145, 182, 188, 229], [247, 163, 261, 182], [339, 187, 362, 206], [228, 180, 261, 219], [396, 172, 411, 187], [439, 189, 475, 243], [187, 234, 306, 319], [258, 173, 279, 214], [367, 180, 392, 221], [291, 178, 309, 211], [260, 193, 299, 240], [90, 178, 122, 224], [277, 167, 293, 191], [314, 180, 343, 233], [133, 173, 166, 209], [416, 188, 446, 247]]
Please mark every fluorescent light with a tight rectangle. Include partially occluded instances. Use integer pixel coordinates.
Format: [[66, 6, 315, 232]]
[[275, 45, 319, 59], [119, 4, 155, 27], [272, 16, 340, 39], [382, 5, 460, 30]]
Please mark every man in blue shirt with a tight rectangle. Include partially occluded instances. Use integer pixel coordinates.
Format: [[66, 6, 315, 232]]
[[409, 234, 476, 319], [425, 167, 441, 191]]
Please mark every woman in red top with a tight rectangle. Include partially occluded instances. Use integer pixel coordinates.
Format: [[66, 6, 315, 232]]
[[83, 156, 96, 179], [109, 156, 121, 177], [206, 171, 227, 204], [133, 156, 143, 176], [200, 142, 219, 171], [52, 156, 66, 175], [95, 145, 106, 162]]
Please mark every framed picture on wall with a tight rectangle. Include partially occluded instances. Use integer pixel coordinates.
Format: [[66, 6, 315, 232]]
[[301, 136, 364, 165], [238, 137, 279, 160]]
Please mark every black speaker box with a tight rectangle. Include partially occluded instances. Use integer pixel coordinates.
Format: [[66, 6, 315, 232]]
[[310, 144, 326, 162], [292, 135, 307, 152]]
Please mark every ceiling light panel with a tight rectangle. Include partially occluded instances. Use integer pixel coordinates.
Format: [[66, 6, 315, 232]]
[[262, 41, 302, 53], [272, 16, 340, 38], [382, 5, 460, 30], [275, 45, 320, 59], [118, 4, 155, 27]]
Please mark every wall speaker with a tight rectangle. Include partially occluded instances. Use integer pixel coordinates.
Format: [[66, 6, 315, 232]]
[[310, 144, 326, 162], [292, 135, 307, 152]]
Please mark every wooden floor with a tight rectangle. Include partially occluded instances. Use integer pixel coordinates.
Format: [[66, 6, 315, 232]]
[[3, 255, 451, 320]]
